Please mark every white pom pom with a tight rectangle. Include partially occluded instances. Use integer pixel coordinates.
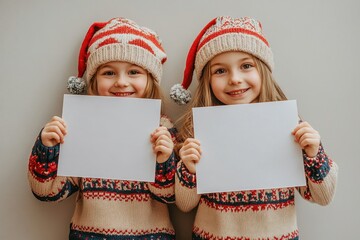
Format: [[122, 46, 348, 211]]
[[67, 76, 86, 94], [170, 84, 191, 105]]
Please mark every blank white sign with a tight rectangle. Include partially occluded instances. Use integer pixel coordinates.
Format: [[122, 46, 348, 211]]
[[57, 94, 161, 182], [193, 100, 306, 194]]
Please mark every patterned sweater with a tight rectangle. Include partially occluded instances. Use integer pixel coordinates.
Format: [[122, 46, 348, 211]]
[[175, 145, 338, 240], [28, 116, 177, 240]]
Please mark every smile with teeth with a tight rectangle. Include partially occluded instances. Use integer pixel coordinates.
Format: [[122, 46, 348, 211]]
[[113, 92, 134, 97], [227, 88, 249, 95]]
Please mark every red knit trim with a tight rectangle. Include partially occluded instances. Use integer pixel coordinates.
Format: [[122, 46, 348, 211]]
[[98, 37, 119, 48], [129, 39, 155, 55], [182, 18, 217, 90], [78, 21, 107, 78], [198, 28, 270, 51], [89, 25, 165, 52], [72, 224, 175, 235], [28, 170, 55, 183], [193, 227, 299, 240], [201, 197, 294, 213], [83, 191, 151, 201], [28, 154, 57, 182]]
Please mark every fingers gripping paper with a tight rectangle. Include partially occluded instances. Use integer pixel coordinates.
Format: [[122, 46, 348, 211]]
[[193, 100, 306, 194], [58, 94, 161, 182]]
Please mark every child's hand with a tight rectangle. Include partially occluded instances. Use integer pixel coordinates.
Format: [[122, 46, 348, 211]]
[[41, 116, 67, 147], [179, 138, 202, 174], [151, 126, 174, 163], [292, 121, 320, 158]]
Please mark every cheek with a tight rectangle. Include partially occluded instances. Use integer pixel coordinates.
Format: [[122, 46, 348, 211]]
[[96, 79, 112, 95], [248, 73, 262, 88], [97, 82, 106, 92], [135, 78, 149, 92], [210, 79, 224, 95], [97, 86, 106, 95]]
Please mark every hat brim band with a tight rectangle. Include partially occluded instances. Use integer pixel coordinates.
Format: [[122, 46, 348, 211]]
[[195, 33, 274, 80], [86, 44, 163, 82]]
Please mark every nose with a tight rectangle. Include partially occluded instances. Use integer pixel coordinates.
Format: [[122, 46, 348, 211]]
[[228, 70, 243, 85], [114, 74, 129, 87]]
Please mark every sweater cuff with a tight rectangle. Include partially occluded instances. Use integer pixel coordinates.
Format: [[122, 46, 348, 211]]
[[33, 130, 60, 161], [176, 161, 197, 189], [154, 152, 176, 187], [303, 144, 332, 183], [29, 131, 60, 180]]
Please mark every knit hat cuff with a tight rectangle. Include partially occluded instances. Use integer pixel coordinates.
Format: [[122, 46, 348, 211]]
[[195, 33, 274, 80], [86, 44, 163, 82]]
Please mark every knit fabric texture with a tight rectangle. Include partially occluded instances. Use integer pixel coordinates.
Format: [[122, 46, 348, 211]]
[[79, 17, 167, 83], [175, 144, 338, 239], [28, 115, 177, 239], [194, 16, 274, 81], [170, 16, 274, 105]]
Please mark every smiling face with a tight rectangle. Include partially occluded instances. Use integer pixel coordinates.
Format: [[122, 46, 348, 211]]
[[94, 61, 148, 98], [209, 51, 262, 105]]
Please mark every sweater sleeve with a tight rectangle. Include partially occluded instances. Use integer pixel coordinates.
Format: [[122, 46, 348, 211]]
[[175, 160, 201, 212], [147, 115, 177, 204], [27, 131, 79, 202], [297, 144, 338, 206]]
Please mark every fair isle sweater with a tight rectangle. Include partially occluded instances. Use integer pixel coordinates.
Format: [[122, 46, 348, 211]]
[[28, 116, 177, 240], [175, 145, 338, 240]]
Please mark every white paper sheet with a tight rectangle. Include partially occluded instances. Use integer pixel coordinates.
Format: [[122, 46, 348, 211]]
[[57, 94, 161, 182], [193, 100, 306, 194]]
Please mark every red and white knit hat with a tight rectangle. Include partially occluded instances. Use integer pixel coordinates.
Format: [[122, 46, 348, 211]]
[[170, 16, 274, 104], [67, 17, 167, 94]]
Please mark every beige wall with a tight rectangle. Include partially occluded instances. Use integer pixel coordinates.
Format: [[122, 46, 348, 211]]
[[0, 0, 359, 239]]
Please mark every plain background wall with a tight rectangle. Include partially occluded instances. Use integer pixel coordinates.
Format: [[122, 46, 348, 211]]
[[1, 0, 359, 239]]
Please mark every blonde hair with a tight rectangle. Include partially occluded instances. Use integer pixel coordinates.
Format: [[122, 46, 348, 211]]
[[176, 54, 287, 144]]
